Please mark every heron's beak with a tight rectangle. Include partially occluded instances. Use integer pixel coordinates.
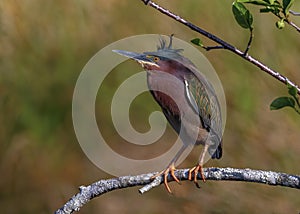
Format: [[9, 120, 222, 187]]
[[113, 50, 159, 68]]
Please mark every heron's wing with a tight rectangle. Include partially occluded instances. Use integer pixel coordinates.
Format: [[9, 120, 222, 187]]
[[183, 76, 212, 131], [184, 73, 223, 159]]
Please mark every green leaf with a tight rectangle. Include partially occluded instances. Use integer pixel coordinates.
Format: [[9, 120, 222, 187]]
[[191, 38, 204, 47], [260, 6, 279, 14], [283, 0, 294, 15], [263, 0, 276, 4], [232, 2, 253, 29], [276, 19, 285, 29], [270, 96, 295, 110], [268, 0, 275, 4], [237, 0, 282, 7], [237, 0, 273, 6], [287, 84, 297, 97], [260, 7, 274, 13], [273, 1, 282, 7]]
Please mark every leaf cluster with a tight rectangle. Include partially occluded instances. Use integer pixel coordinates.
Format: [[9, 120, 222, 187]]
[[232, 0, 300, 115], [270, 84, 300, 115], [232, 0, 295, 29], [192, 0, 299, 115]]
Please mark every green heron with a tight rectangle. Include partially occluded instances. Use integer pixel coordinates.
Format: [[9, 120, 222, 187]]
[[113, 35, 223, 193]]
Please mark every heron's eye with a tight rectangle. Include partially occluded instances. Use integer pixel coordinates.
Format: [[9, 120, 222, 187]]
[[153, 57, 160, 62]]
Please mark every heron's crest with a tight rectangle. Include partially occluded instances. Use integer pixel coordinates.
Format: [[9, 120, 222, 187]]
[[145, 34, 184, 60]]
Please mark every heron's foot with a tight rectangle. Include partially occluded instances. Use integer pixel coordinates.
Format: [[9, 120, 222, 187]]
[[188, 165, 206, 188], [151, 164, 180, 193]]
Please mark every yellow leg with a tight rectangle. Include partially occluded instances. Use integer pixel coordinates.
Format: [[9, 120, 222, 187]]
[[151, 162, 180, 193], [188, 144, 208, 186], [151, 145, 187, 193]]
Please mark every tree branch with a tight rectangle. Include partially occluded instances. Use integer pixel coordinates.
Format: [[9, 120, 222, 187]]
[[290, 10, 300, 16], [288, 20, 300, 33], [55, 167, 300, 214], [141, 0, 300, 95]]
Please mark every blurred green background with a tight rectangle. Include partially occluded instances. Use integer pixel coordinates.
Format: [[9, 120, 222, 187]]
[[1, 0, 300, 213]]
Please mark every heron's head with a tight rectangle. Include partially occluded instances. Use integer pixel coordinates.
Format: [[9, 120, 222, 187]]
[[113, 34, 189, 72]]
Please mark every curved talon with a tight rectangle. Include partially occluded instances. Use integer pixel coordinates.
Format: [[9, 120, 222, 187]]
[[188, 165, 206, 188], [188, 167, 195, 180], [151, 164, 180, 193]]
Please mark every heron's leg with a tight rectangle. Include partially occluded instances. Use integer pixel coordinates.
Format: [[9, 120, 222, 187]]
[[152, 145, 188, 193], [188, 143, 209, 186]]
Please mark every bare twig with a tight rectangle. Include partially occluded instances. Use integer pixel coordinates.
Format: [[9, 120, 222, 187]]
[[288, 10, 300, 34], [290, 10, 300, 16], [244, 27, 253, 55], [202, 45, 225, 51], [55, 167, 300, 214], [288, 20, 300, 33], [141, 0, 300, 95]]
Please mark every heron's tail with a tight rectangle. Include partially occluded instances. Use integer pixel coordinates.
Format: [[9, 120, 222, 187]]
[[211, 140, 222, 159]]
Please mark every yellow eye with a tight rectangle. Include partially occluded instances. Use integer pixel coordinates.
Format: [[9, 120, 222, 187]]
[[153, 57, 160, 62]]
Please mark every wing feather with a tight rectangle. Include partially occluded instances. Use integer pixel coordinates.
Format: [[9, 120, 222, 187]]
[[184, 73, 223, 159]]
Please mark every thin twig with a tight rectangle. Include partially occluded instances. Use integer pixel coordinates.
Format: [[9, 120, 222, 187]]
[[203, 45, 225, 51], [55, 167, 300, 214], [290, 10, 300, 16], [244, 27, 253, 55], [141, 0, 300, 95], [288, 20, 300, 33]]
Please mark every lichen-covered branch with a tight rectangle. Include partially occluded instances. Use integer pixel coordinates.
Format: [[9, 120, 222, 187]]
[[141, 0, 300, 95], [55, 167, 300, 214]]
